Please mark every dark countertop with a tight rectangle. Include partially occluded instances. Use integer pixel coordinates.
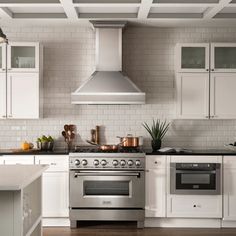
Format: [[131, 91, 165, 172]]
[[146, 149, 236, 156], [0, 149, 69, 155], [1, 148, 236, 156]]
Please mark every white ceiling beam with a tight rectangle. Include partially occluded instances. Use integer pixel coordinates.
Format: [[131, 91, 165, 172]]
[[0, 7, 13, 18], [73, 3, 140, 7], [0, 3, 61, 7], [59, 0, 78, 19], [138, 0, 152, 19], [203, 0, 232, 19], [153, 3, 217, 7]]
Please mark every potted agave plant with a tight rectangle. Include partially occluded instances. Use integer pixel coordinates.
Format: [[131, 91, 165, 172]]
[[142, 119, 170, 152]]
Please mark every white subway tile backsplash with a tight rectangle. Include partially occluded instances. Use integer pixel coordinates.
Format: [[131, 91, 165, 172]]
[[0, 26, 236, 149]]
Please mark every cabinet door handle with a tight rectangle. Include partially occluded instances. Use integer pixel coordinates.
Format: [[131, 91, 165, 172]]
[[211, 69, 215, 71], [206, 69, 209, 71], [9, 76, 13, 118], [2, 68, 6, 71], [50, 163, 57, 166], [205, 115, 210, 118], [2, 115, 6, 118]]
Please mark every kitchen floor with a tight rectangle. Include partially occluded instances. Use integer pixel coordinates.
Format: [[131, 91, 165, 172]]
[[43, 225, 236, 236], [43, 227, 236, 236]]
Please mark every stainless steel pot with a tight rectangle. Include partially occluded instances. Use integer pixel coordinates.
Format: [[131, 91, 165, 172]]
[[117, 134, 141, 148]]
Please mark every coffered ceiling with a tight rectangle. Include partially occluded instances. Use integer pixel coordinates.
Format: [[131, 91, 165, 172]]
[[1, 0, 236, 26]]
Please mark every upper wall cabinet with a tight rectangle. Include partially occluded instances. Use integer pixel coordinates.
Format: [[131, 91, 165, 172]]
[[0, 44, 6, 72], [176, 43, 236, 119], [176, 43, 209, 73], [7, 42, 39, 73], [0, 42, 42, 120], [211, 43, 236, 73]]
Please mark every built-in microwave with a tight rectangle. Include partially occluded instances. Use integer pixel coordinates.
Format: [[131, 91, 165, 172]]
[[170, 163, 221, 195]]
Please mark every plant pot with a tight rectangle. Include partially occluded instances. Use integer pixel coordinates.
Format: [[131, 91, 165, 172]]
[[151, 139, 162, 152]]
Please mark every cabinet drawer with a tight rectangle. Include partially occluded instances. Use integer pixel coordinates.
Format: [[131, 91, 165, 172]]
[[224, 156, 236, 168], [35, 155, 68, 172], [146, 156, 166, 169], [3, 155, 34, 164], [168, 195, 222, 218]]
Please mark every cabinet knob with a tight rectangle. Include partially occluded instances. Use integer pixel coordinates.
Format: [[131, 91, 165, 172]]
[[206, 69, 209, 71], [211, 69, 215, 71]]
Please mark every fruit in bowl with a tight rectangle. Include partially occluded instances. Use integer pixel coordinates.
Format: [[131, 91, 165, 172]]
[[37, 135, 54, 151]]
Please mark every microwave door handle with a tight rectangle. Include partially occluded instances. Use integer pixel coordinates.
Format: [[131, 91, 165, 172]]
[[175, 170, 216, 174]]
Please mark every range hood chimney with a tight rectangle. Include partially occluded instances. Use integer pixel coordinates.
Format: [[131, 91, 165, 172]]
[[71, 21, 145, 105]]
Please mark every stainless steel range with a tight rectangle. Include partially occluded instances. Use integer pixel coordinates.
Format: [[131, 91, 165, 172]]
[[69, 147, 145, 228]]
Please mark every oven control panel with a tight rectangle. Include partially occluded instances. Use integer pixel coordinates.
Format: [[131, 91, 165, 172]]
[[69, 155, 145, 170]]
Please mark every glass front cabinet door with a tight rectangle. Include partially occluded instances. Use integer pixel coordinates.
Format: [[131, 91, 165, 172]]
[[176, 43, 210, 73], [211, 43, 236, 72], [7, 42, 39, 72], [0, 44, 6, 72]]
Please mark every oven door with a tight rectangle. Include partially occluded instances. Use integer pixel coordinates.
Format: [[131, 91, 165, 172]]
[[69, 170, 145, 208], [170, 163, 221, 195]]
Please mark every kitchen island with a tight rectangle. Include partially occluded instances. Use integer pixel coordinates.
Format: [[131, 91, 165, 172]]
[[0, 165, 48, 236]]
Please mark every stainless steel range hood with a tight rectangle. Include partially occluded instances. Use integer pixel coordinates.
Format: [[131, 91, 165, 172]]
[[71, 21, 145, 105]]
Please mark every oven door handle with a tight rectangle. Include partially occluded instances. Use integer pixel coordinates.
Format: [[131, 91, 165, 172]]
[[74, 171, 141, 177], [175, 170, 216, 174]]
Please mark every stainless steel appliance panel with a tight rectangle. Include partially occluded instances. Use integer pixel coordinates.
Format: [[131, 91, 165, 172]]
[[69, 170, 145, 208]]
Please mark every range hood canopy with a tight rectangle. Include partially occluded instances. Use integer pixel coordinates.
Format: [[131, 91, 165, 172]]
[[71, 21, 145, 105]]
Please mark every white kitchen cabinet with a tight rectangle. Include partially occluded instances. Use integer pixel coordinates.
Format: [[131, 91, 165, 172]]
[[3, 155, 34, 164], [0, 156, 4, 164], [211, 43, 236, 73], [176, 43, 209, 73], [0, 73, 7, 119], [176, 73, 209, 119], [0, 42, 42, 120], [7, 73, 39, 119], [42, 172, 69, 217], [7, 42, 39, 73], [223, 156, 236, 221], [210, 73, 236, 119], [145, 156, 166, 217], [176, 43, 236, 119], [35, 155, 69, 218], [167, 195, 222, 218], [0, 43, 6, 72]]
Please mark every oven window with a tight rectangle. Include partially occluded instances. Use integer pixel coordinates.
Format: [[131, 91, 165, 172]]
[[84, 181, 129, 196], [181, 174, 210, 184]]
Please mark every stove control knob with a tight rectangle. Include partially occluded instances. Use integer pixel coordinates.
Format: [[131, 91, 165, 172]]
[[101, 159, 107, 166], [128, 160, 134, 166], [112, 160, 119, 166], [74, 159, 80, 166], [93, 159, 99, 166], [120, 160, 126, 167], [82, 159, 88, 166], [135, 160, 141, 167]]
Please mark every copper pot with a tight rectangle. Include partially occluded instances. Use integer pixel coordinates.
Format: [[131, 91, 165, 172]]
[[117, 134, 140, 147], [86, 140, 119, 151]]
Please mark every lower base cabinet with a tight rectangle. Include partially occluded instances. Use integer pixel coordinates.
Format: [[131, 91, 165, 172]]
[[42, 172, 69, 217], [145, 156, 166, 217], [223, 156, 236, 221], [167, 195, 222, 218], [35, 155, 69, 223]]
